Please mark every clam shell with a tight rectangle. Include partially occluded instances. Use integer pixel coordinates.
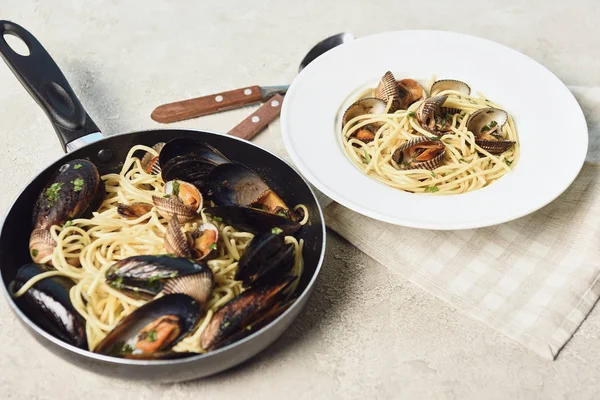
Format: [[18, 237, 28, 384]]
[[152, 195, 198, 223], [398, 78, 426, 105], [466, 108, 508, 137], [165, 216, 192, 258], [29, 227, 55, 264], [430, 79, 471, 96], [141, 142, 165, 175], [416, 95, 448, 135], [117, 202, 154, 219], [162, 269, 214, 306], [375, 71, 402, 111], [475, 139, 516, 155], [342, 97, 388, 127], [392, 137, 446, 171]]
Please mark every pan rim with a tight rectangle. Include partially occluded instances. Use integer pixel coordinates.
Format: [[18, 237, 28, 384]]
[[0, 128, 327, 366]]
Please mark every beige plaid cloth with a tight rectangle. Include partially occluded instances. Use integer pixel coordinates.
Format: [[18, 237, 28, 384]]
[[324, 86, 600, 359]]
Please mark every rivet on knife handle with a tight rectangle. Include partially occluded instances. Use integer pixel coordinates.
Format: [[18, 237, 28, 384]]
[[151, 85, 263, 123], [228, 94, 284, 141]]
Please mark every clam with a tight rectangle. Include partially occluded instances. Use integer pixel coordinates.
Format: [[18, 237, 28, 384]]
[[94, 294, 201, 357], [375, 71, 412, 111], [398, 78, 426, 106], [466, 108, 515, 154], [392, 137, 446, 170], [200, 277, 293, 351], [207, 163, 296, 220], [159, 138, 230, 190], [152, 179, 202, 222], [415, 95, 458, 136], [236, 231, 295, 287], [105, 255, 214, 305], [30, 160, 105, 264], [117, 202, 154, 219], [10, 264, 87, 348], [165, 216, 219, 261], [140, 142, 165, 175], [430, 79, 471, 97], [204, 206, 301, 235], [342, 97, 387, 126]]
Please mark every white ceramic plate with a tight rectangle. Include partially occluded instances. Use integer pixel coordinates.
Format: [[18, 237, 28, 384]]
[[281, 30, 588, 230]]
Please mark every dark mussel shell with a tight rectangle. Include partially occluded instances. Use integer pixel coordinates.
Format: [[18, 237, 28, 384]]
[[204, 206, 301, 235], [30, 160, 105, 263], [207, 163, 295, 219], [159, 138, 230, 190], [105, 255, 213, 303], [236, 232, 295, 287], [94, 294, 201, 357], [200, 277, 293, 350], [10, 264, 87, 349]]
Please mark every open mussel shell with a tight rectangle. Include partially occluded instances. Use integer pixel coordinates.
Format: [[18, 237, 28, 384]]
[[10, 264, 87, 349], [94, 294, 201, 357], [105, 255, 211, 300], [236, 231, 295, 287], [430, 79, 471, 96], [342, 97, 387, 128], [204, 206, 301, 235], [466, 108, 508, 136], [200, 277, 294, 351], [398, 78, 426, 106], [392, 137, 446, 171], [140, 142, 165, 175], [475, 139, 516, 155], [207, 163, 294, 218], [159, 138, 230, 190], [30, 159, 105, 263]]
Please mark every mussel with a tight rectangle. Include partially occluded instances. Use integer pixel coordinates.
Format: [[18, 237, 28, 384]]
[[165, 216, 219, 261], [94, 294, 201, 357], [236, 231, 295, 287], [207, 163, 296, 220], [204, 206, 301, 235], [375, 71, 412, 111], [30, 160, 105, 264], [140, 142, 165, 175], [200, 278, 293, 350], [466, 108, 515, 154], [430, 79, 471, 97], [392, 137, 446, 170], [152, 179, 202, 222], [10, 264, 87, 348], [159, 138, 230, 190], [117, 202, 154, 219], [105, 255, 214, 305]]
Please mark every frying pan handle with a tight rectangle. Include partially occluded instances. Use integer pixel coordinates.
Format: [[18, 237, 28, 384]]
[[0, 21, 101, 153]]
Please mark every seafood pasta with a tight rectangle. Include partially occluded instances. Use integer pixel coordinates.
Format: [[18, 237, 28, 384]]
[[341, 71, 519, 194], [11, 139, 308, 358]]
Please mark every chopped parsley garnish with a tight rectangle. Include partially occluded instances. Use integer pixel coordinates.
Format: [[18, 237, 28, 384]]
[[223, 321, 231, 328], [147, 329, 157, 342], [169, 272, 178, 278], [31, 249, 39, 257], [73, 163, 82, 170], [271, 227, 283, 235], [277, 212, 287, 217], [431, 172, 436, 178], [45, 182, 64, 205], [111, 276, 124, 287], [489, 121, 498, 128], [212, 216, 223, 222], [163, 194, 171, 198], [71, 178, 84, 192], [148, 275, 162, 283], [64, 220, 73, 228], [108, 342, 134, 356], [459, 158, 467, 163], [407, 111, 416, 118], [424, 186, 439, 193], [363, 149, 371, 164], [209, 243, 217, 250], [505, 159, 513, 166], [480, 125, 491, 132], [246, 325, 253, 331], [172, 180, 180, 196]]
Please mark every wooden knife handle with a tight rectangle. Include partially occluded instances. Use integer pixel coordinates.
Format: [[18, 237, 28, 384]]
[[151, 85, 263, 123], [228, 94, 284, 140]]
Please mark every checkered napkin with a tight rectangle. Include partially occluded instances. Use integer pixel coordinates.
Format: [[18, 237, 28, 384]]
[[323, 86, 600, 359]]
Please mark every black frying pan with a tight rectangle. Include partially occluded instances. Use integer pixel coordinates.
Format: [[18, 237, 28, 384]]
[[0, 20, 325, 382]]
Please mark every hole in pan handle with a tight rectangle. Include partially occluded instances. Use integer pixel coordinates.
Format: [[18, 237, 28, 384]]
[[0, 20, 102, 153]]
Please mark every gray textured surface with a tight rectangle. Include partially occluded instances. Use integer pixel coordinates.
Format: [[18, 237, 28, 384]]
[[1, 1, 600, 399]]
